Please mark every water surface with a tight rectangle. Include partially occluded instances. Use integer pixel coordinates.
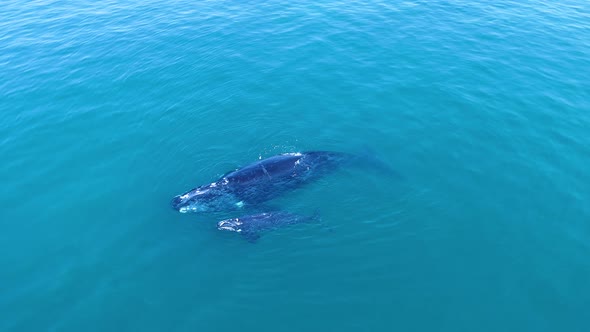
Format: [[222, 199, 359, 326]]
[[1, 0, 589, 331]]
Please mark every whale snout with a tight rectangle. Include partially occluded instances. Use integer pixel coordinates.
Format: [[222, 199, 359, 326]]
[[171, 194, 194, 212], [171, 195, 183, 210], [217, 219, 242, 232]]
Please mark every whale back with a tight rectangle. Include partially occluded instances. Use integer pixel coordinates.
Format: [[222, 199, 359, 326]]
[[222, 152, 348, 204], [223, 153, 303, 185]]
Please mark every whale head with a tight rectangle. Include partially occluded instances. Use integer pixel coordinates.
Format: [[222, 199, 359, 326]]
[[217, 218, 243, 232], [171, 183, 238, 213]]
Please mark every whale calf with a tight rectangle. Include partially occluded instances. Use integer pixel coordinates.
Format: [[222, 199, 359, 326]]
[[171, 151, 352, 213], [217, 211, 320, 242]]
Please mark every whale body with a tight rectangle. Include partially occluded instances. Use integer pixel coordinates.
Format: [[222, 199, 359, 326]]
[[171, 151, 351, 213], [217, 211, 320, 242]]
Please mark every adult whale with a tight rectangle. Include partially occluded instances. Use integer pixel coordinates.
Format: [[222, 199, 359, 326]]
[[171, 151, 353, 213]]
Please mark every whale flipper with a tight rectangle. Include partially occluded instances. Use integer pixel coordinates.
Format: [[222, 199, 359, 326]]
[[243, 232, 261, 243]]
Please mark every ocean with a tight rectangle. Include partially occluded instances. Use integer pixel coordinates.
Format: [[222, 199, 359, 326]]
[[1, 0, 589, 331]]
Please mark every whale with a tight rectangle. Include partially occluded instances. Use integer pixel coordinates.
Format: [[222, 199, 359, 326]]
[[217, 211, 320, 242], [171, 151, 352, 213]]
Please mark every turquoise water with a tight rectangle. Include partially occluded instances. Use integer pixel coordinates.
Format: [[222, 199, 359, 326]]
[[2, 0, 590, 330]]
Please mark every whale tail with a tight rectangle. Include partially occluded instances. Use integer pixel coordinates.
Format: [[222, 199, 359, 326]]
[[309, 210, 336, 233], [310, 209, 322, 223], [312, 209, 320, 219], [353, 146, 401, 178]]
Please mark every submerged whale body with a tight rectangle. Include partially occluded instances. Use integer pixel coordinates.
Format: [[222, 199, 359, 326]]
[[171, 151, 350, 213], [217, 211, 320, 242]]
